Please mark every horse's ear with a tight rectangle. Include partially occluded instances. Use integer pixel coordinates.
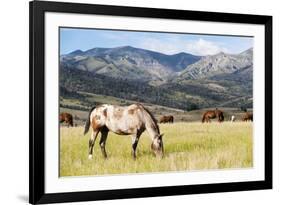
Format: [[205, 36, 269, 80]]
[[159, 134, 164, 139]]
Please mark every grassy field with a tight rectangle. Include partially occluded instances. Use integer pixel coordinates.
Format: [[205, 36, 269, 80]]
[[60, 122, 253, 177]]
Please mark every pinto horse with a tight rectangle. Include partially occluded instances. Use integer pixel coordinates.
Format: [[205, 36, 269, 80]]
[[202, 108, 224, 123], [59, 112, 73, 127], [159, 115, 174, 123], [84, 104, 164, 159]]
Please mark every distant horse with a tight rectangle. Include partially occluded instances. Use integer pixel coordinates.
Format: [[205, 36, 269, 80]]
[[242, 112, 253, 121], [84, 104, 164, 159], [159, 115, 174, 123], [59, 112, 73, 127], [231, 115, 236, 122], [202, 108, 224, 123]]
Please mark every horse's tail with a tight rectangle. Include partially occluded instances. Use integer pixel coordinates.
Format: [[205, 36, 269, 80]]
[[84, 106, 96, 135]]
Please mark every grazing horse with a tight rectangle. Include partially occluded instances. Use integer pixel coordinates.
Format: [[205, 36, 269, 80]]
[[84, 104, 164, 159], [242, 112, 253, 121], [159, 115, 174, 123], [59, 112, 73, 127], [202, 108, 224, 123]]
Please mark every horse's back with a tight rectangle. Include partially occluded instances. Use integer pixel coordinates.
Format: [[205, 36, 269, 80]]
[[92, 104, 143, 118], [204, 110, 216, 118], [91, 104, 146, 134]]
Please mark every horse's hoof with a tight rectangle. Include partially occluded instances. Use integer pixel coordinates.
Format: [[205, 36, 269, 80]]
[[88, 154, 93, 160]]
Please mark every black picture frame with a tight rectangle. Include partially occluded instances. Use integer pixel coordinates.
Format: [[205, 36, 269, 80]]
[[29, 0, 272, 204]]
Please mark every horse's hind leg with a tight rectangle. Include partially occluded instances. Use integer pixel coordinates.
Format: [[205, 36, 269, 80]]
[[99, 127, 109, 159], [88, 130, 99, 159]]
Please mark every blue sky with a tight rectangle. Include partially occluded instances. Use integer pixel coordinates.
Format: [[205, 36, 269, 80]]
[[60, 27, 253, 56]]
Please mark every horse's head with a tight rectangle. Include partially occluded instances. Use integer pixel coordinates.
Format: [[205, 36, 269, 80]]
[[151, 134, 164, 158]]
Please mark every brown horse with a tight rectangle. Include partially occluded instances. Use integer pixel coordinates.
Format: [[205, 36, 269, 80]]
[[84, 104, 164, 159], [159, 115, 174, 123], [202, 108, 224, 123], [242, 112, 253, 121], [59, 112, 73, 127]]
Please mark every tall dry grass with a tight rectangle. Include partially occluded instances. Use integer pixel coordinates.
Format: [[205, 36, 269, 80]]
[[60, 122, 252, 176]]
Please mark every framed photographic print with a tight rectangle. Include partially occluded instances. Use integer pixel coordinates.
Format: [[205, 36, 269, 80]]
[[29, 0, 272, 204]]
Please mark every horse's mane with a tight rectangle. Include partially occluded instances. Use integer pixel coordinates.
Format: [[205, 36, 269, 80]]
[[138, 104, 160, 133]]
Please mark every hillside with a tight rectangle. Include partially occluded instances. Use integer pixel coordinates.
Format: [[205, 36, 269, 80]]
[[61, 46, 201, 84], [177, 48, 253, 80], [60, 46, 253, 110]]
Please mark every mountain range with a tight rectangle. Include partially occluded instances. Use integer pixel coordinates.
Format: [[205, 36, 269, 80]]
[[60, 46, 253, 110]]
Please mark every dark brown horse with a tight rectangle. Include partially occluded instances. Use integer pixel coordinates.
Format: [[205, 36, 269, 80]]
[[159, 115, 174, 123], [242, 112, 253, 121], [59, 112, 73, 127], [202, 108, 224, 123]]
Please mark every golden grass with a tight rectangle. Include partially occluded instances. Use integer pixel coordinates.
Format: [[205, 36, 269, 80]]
[[60, 122, 252, 177]]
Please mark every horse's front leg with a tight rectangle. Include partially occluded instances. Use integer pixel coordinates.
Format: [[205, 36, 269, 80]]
[[131, 132, 141, 159], [99, 127, 109, 159], [88, 129, 99, 159]]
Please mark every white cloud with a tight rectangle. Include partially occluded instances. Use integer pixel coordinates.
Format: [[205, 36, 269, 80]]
[[138, 37, 229, 56], [185, 38, 229, 56], [139, 37, 184, 55]]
